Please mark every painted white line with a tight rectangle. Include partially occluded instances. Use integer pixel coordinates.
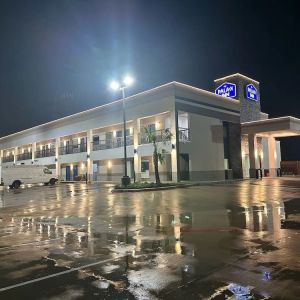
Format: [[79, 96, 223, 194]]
[[0, 238, 60, 251], [0, 256, 125, 292]]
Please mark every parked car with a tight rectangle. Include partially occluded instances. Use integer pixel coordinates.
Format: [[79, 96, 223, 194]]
[[1, 165, 58, 189]]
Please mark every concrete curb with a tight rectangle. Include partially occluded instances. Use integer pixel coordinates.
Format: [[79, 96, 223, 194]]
[[111, 179, 251, 193], [111, 185, 178, 193]]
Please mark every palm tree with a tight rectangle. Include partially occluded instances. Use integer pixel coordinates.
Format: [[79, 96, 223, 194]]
[[143, 127, 173, 184]]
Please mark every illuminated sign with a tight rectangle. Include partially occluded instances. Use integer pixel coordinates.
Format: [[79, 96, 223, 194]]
[[215, 82, 236, 98], [246, 84, 258, 101]]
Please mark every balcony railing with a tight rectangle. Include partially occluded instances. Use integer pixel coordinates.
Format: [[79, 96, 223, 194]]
[[35, 149, 56, 158], [2, 156, 14, 163], [139, 128, 170, 144], [17, 152, 32, 161], [92, 136, 133, 151], [59, 143, 87, 155], [178, 127, 190, 142]]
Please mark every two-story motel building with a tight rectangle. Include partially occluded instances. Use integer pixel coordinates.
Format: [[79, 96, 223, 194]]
[[1, 73, 300, 183]]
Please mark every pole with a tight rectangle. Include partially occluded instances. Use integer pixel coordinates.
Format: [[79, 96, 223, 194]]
[[121, 87, 130, 186]]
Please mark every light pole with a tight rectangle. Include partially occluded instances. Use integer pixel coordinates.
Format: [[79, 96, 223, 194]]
[[110, 76, 134, 186]]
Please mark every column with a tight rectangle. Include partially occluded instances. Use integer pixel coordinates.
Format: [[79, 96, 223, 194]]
[[133, 119, 141, 181], [14, 147, 18, 164], [267, 137, 277, 177], [87, 130, 93, 182], [32, 142, 37, 163], [0, 150, 2, 183], [248, 134, 259, 178], [55, 138, 61, 179], [170, 108, 178, 181]]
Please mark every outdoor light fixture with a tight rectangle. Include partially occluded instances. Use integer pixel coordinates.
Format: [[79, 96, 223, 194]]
[[172, 144, 176, 149], [109, 74, 135, 186], [110, 81, 120, 91], [123, 75, 134, 86], [134, 148, 137, 154], [87, 154, 90, 159]]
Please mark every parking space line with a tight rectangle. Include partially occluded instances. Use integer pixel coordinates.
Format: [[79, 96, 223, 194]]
[[0, 256, 125, 292]]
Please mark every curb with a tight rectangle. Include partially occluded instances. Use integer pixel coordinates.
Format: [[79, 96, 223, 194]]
[[111, 178, 251, 193], [112, 185, 178, 192]]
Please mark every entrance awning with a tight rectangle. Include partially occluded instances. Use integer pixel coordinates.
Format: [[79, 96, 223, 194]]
[[241, 116, 300, 137]]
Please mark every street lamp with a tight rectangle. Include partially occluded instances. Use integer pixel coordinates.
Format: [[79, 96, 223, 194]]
[[110, 75, 134, 186]]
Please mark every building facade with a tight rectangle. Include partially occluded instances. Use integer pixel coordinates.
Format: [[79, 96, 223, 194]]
[[1, 73, 300, 183]]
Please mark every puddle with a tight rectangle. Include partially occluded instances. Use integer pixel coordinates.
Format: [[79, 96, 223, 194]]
[[0, 181, 299, 299]]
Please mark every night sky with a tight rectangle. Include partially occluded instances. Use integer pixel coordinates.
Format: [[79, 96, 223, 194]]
[[1, 0, 299, 159]]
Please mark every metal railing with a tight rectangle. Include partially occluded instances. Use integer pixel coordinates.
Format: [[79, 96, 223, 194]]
[[92, 136, 133, 151], [139, 128, 170, 144], [178, 127, 190, 142], [59, 143, 87, 155], [2, 156, 14, 163], [35, 149, 56, 158], [17, 152, 32, 161]]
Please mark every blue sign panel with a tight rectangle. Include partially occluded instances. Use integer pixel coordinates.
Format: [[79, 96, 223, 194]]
[[215, 82, 236, 98], [246, 84, 258, 101]]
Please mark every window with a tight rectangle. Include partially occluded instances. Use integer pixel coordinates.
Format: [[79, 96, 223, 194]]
[[141, 161, 149, 172], [147, 124, 156, 132], [93, 136, 99, 145], [43, 168, 52, 174]]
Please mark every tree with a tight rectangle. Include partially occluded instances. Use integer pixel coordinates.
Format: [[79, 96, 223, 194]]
[[143, 127, 173, 184]]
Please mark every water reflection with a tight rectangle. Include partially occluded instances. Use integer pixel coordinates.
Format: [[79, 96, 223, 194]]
[[3, 199, 292, 260], [0, 181, 299, 299]]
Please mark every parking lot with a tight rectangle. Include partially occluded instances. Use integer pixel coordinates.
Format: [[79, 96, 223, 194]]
[[0, 179, 300, 299]]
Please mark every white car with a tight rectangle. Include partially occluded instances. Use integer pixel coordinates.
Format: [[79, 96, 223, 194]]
[[1, 165, 58, 189]]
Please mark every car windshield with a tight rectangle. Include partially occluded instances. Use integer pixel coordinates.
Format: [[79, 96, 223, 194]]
[[43, 168, 52, 174]]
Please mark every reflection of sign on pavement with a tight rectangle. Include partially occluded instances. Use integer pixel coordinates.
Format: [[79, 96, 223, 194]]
[[215, 82, 236, 98], [246, 83, 258, 101]]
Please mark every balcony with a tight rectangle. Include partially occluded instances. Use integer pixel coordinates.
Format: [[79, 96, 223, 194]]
[[2, 155, 14, 163], [139, 129, 170, 144], [92, 136, 133, 151], [17, 152, 32, 161], [59, 143, 87, 155], [35, 149, 56, 158], [178, 127, 190, 142]]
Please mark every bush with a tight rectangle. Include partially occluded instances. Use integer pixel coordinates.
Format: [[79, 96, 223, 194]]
[[114, 181, 176, 190]]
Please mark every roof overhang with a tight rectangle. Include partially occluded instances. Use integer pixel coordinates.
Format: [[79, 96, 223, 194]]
[[241, 116, 300, 137]]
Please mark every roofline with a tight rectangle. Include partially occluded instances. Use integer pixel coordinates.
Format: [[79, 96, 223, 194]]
[[241, 116, 300, 126], [0, 81, 175, 141], [172, 81, 241, 106], [214, 73, 259, 84], [1, 80, 243, 142]]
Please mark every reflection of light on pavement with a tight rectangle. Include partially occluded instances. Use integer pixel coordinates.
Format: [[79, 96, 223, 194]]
[[135, 236, 142, 252], [174, 214, 181, 254]]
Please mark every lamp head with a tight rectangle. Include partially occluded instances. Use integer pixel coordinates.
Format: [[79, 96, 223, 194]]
[[123, 75, 134, 87], [110, 81, 120, 91]]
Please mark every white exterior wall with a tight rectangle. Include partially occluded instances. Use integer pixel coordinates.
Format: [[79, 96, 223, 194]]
[[0, 81, 256, 183], [180, 114, 225, 181], [0, 85, 177, 182]]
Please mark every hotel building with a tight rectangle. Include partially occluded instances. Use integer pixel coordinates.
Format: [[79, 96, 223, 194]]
[[1, 73, 300, 183]]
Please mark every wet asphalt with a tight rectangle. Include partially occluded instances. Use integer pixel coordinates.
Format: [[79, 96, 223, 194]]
[[0, 178, 299, 299]]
